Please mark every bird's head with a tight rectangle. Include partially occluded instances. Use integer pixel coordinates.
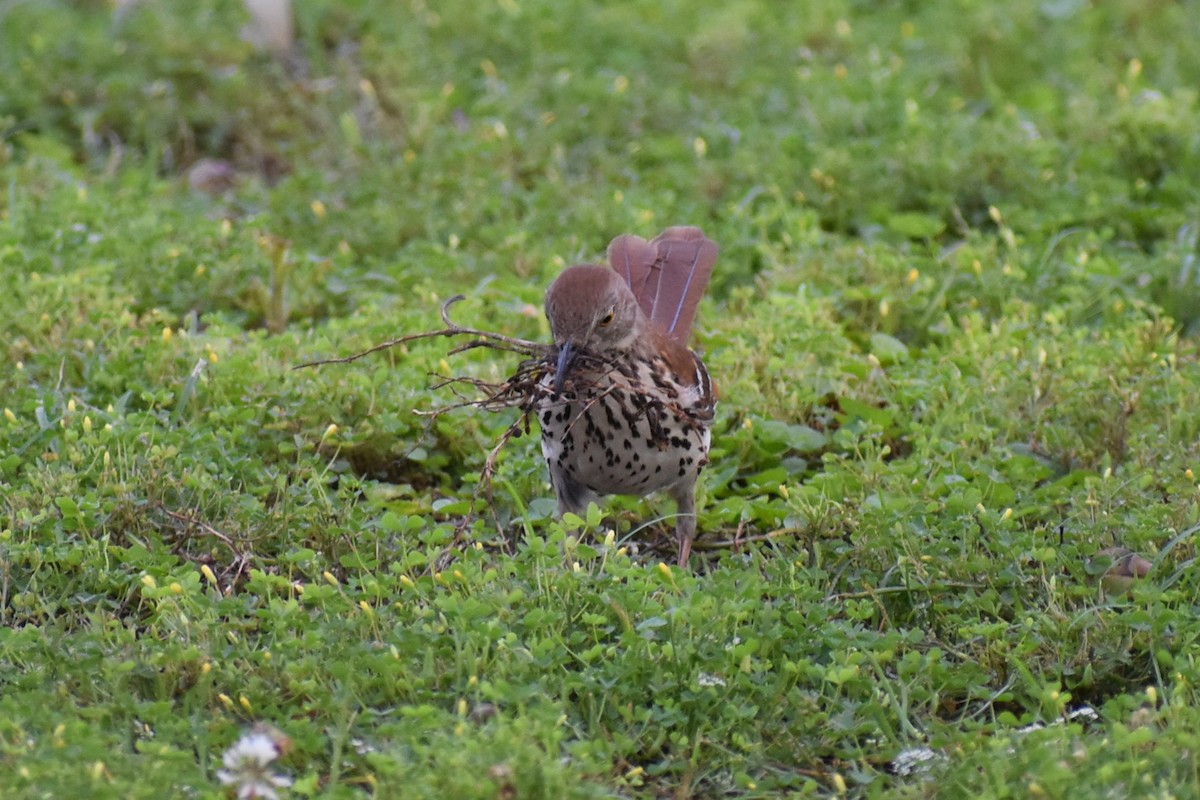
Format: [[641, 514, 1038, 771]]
[[544, 265, 642, 391]]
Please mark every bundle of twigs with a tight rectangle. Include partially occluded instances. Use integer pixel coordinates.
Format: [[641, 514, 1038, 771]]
[[296, 295, 564, 495]]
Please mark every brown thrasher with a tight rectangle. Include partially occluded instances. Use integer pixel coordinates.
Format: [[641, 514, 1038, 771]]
[[538, 227, 718, 567]]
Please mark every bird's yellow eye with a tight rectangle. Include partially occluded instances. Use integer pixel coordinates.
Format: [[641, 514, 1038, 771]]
[[598, 310, 615, 327]]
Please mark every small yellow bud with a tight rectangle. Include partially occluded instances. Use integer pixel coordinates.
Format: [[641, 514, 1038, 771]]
[[693, 137, 707, 158], [83, 416, 92, 433], [832, 772, 848, 794], [3, 408, 16, 423], [322, 571, 338, 586], [201, 661, 212, 674], [200, 564, 217, 585], [218, 693, 235, 710], [1001, 508, 1013, 522], [358, 600, 373, 615], [169, 582, 183, 594], [162, 327, 172, 342], [613, 75, 629, 94], [141, 574, 157, 590], [322, 423, 339, 440], [399, 575, 416, 589], [310, 200, 327, 220], [239, 695, 253, 712]]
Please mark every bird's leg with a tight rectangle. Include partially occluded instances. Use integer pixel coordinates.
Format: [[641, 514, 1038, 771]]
[[671, 482, 697, 568]]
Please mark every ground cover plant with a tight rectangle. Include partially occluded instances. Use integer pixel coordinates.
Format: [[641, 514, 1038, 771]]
[[2, 0, 1200, 797]]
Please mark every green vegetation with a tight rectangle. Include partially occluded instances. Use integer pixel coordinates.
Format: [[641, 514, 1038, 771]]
[[2, 0, 1200, 797]]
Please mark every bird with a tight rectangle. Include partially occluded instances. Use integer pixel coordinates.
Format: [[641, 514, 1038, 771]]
[[537, 226, 718, 568], [1094, 547, 1152, 595]]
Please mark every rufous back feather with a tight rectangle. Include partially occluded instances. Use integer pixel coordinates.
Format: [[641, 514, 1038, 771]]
[[606, 226, 717, 345]]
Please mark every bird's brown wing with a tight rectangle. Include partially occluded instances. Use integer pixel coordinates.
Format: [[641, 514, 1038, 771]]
[[607, 226, 718, 345]]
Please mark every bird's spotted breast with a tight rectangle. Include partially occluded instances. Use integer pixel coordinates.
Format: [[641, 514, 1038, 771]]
[[537, 352, 712, 498]]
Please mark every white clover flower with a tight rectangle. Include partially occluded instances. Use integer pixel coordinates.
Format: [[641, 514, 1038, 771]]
[[217, 728, 293, 800], [891, 746, 943, 777]]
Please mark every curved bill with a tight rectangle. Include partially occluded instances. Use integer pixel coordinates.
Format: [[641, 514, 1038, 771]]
[[554, 341, 576, 393]]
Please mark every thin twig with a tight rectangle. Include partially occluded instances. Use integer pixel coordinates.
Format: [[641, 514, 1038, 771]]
[[156, 504, 254, 588], [691, 526, 810, 550], [158, 505, 239, 549], [293, 295, 548, 370], [828, 582, 982, 600]]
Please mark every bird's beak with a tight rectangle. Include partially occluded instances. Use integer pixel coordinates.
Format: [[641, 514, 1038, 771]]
[[554, 341, 576, 394]]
